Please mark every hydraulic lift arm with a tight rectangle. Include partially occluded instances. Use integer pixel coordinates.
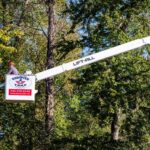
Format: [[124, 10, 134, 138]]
[[1, 36, 150, 87], [3, 36, 150, 101], [35, 36, 150, 81]]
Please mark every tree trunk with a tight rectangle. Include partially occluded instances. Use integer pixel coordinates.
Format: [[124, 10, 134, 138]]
[[45, 0, 55, 132], [111, 108, 121, 141], [28, 135, 33, 150]]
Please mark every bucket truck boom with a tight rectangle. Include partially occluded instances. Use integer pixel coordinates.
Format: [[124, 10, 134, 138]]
[[35, 36, 150, 81], [3, 36, 150, 102]]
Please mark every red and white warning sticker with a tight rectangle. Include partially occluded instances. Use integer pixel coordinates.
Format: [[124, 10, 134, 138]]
[[9, 89, 32, 96]]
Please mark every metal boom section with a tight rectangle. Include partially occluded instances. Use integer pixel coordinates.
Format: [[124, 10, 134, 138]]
[[35, 36, 150, 81]]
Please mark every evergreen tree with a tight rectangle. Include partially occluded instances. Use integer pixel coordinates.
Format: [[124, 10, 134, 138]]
[[64, 0, 150, 149]]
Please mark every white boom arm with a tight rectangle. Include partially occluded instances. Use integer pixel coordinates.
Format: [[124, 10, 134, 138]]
[[35, 36, 150, 81]]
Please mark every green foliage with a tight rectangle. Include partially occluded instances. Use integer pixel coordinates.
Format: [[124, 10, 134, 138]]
[[64, 0, 150, 149], [0, 0, 150, 149], [0, 25, 23, 63]]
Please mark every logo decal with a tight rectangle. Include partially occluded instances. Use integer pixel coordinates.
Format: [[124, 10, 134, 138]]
[[9, 76, 32, 88]]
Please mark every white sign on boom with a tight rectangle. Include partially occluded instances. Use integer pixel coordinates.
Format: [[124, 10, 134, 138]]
[[5, 75, 35, 102], [35, 36, 150, 81]]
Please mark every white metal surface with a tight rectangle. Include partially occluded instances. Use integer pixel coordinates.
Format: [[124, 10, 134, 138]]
[[5, 75, 36, 102], [35, 36, 150, 81]]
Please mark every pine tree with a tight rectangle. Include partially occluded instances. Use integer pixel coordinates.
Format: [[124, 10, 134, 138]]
[[65, 0, 150, 148]]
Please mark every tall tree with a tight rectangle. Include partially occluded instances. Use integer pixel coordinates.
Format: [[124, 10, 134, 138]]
[[45, 0, 55, 133], [65, 0, 150, 148]]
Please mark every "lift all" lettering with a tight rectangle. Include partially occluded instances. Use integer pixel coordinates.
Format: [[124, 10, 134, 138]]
[[73, 56, 95, 66]]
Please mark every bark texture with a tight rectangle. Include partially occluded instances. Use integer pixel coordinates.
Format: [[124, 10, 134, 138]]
[[45, 0, 55, 132], [111, 108, 122, 141]]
